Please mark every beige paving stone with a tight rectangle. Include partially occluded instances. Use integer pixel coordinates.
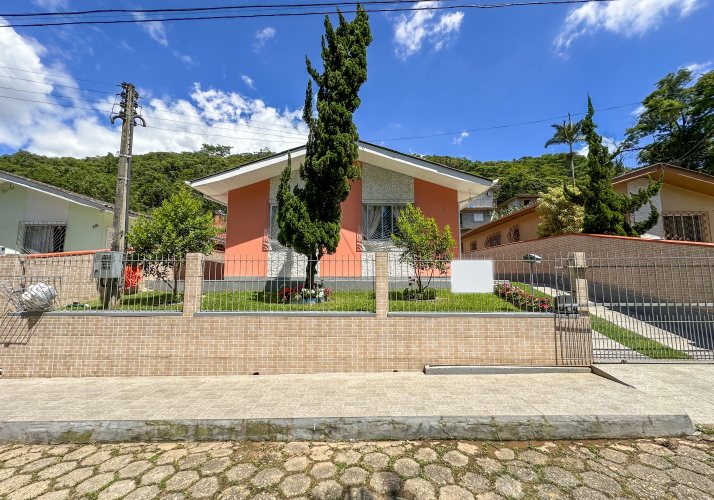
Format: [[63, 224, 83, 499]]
[[280, 474, 311, 497], [507, 462, 538, 482], [226, 464, 257, 482], [334, 450, 360, 464], [118, 461, 152, 479], [415, 447, 438, 462], [284, 456, 311, 472], [442, 451, 468, 467], [571, 487, 608, 500], [543, 466, 580, 488], [123, 485, 160, 500], [552, 457, 586, 472], [54, 467, 94, 489], [251, 492, 280, 500], [626, 478, 668, 499], [21, 458, 57, 474], [671, 456, 714, 476], [283, 443, 310, 456], [404, 477, 436, 500], [519, 450, 548, 465], [627, 464, 671, 484], [311, 462, 337, 479], [217, 486, 251, 500], [187, 477, 219, 499], [669, 484, 714, 500], [494, 448, 515, 461], [676, 446, 712, 461], [200, 457, 232, 475], [370, 472, 401, 494], [383, 445, 406, 457], [394, 458, 420, 477], [309, 446, 333, 461], [534, 485, 569, 500], [5, 453, 43, 468], [311, 480, 343, 500], [340, 467, 368, 486], [362, 453, 389, 470], [62, 446, 97, 461], [456, 443, 479, 455], [666, 468, 714, 492], [81, 451, 113, 466], [599, 448, 628, 464], [0, 469, 16, 482], [99, 455, 133, 473], [37, 462, 76, 480], [7, 481, 49, 500], [75, 473, 115, 496], [156, 449, 188, 465], [459, 472, 489, 493], [177, 453, 207, 470], [0, 476, 32, 497], [475, 458, 502, 474], [97, 480, 136, 500], [579, 471, 623, 495], [0, 448, 28, 462], [475, 493, 506, 500], [494, 475, 524, 500], [140, 465, 175, 485], [638, 453, 674, 469], [638, 442, 674, 456], [251, 467, 284, 488], [440, 485, 475, 500], [160, 493, 184, 500], [164, 470, 200, 492], [424, 465, 454, 485], [35, 490, 69, 500]]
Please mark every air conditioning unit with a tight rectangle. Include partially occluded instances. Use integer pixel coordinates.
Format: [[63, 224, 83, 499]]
[[92, 251, 124, 279]]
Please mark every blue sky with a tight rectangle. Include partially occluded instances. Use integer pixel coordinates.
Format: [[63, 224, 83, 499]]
[[0, 0, 711, 165]]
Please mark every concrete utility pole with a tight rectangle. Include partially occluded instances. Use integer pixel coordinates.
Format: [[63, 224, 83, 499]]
[[110, 82, 145, 252]]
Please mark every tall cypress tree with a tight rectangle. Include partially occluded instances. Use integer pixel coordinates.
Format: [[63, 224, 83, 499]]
[[277, 6, 372, 285], [564, 96, 663, 237]]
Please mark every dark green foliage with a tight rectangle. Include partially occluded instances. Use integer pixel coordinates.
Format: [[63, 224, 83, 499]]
[[416, 152, 589, 204], [277, 5, 372, 283], [0, 145, 273, 214], [625, 69, 714, 174], [564, 97, 663, 237]]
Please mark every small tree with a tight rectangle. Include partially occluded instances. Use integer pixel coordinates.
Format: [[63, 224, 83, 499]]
[[127, 187, 218, 299], [392, 204, 455, 296], [564, 96, 663, 237], [536, 186, 585, 238], [545, 113, 585, 186]]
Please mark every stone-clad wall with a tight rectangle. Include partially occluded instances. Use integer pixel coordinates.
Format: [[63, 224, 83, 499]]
[[0, 253, 583, 378]]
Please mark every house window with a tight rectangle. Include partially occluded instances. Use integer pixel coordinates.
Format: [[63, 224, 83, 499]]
[[523, 200, 531, 206], [473, 212, 484, 222], [484, 231, 501, 248], [663, 213, 710, 242], [363, 204, 406, 240], [469, 241, 478, 251], [507, 225, 520, 243], [17, 222, 66, 254], [269, 204, 280, 240]]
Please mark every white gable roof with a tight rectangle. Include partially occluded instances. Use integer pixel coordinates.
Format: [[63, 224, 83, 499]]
[[188, 141, 494, 208]]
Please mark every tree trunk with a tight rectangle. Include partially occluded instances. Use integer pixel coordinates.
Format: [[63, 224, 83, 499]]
[[305, 251, 319, 290], [569, 143, 576, 186]]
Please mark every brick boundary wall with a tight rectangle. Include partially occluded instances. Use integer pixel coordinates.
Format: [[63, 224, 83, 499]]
[[0, 253, 587, 378]]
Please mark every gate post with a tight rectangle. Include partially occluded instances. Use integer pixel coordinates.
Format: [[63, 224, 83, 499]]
[[562, 252, 593, 365], [375, 253, 388, 318]]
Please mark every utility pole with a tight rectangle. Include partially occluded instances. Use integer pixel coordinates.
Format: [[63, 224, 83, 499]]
[[110, 82, 145, 252]]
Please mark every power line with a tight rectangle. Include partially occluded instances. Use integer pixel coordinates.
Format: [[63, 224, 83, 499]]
[[0, 0, 619, 28], [369, 102, 642, 142], [146, 124, 305, 144], [148, 115, 308, 140], [0, 65, 117, 86], [0, 74, 118, 94]]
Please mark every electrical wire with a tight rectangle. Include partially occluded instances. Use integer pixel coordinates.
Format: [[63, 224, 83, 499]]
[[0, 65, 117, 86], [0, 0, 619, 28], [0, 74, 118, 94]]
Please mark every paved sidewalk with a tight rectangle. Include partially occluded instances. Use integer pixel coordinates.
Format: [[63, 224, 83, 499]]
[[1, 437, 714, 500], [0, 372, 696, 442]]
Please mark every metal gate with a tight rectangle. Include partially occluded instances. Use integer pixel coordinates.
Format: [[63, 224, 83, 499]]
[[553, 251, 714, 363]]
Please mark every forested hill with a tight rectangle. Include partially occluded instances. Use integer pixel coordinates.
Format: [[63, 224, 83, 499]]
[[416, 153, 591, 204], [0, 146, 273, 213], [0, 146, 593, 212]]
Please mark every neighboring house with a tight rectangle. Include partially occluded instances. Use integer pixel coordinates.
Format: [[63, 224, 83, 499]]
[[459, 185, 500, 234], [212, 211, 227, 252], [187, 141, 494, 276], [0, 170, 140, 255], [497, 194, 540, 212], [461, 163, 714, 252]]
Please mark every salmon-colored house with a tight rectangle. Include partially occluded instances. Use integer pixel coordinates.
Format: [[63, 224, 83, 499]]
[[188, 141, 494, 277]]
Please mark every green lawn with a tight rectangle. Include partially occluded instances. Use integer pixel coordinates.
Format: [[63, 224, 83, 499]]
[[589, 314, 691, 359], [63, 291, 183, 311], [201, 290, 376, 312], [389, 288, 522, 313]]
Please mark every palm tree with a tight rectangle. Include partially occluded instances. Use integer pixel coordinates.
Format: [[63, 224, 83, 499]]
[[545, 113, 585, 186]]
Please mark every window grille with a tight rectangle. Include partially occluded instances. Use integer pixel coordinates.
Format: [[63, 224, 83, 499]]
[[362, 204, 407, 240], [16, 222, 67, 254], [663, 212, 710, 243], [507, 224, 520, 243], [484, 231, 501, 248], [469, 241, 477, 251]]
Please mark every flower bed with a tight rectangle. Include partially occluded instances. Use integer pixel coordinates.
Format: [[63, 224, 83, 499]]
[[494, 283, 553, 312], [278, 282, 333, 304]]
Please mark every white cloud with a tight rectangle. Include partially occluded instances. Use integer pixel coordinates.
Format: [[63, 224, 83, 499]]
[[253, 27, 276, 51], [393, 2, 464, 59], [0, 21, 308, 158], [241, 75, 256, 90], [173, 51, 195, 66], [631, 105, 646, 116], [554, 0, 699, 56], [133, 13, 169, 47], [683, 61, 712, 78], [33, 0, 67, 9], [453, 131, 468, 144]]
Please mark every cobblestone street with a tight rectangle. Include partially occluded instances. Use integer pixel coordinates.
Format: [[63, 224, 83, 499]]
[[2, 435, 714, 500]]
